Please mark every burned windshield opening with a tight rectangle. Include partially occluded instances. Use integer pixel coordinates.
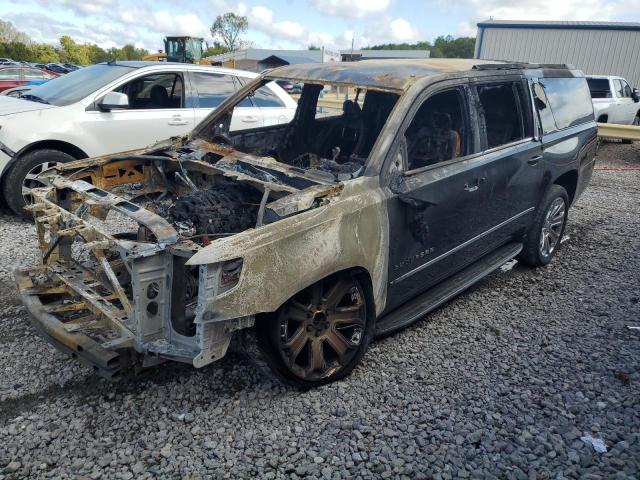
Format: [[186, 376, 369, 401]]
[[201, 78, 400, 181]]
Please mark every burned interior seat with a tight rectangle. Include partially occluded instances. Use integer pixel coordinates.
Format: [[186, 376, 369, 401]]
[[408, 112, 460, 169], [315, 99, 366, 160]]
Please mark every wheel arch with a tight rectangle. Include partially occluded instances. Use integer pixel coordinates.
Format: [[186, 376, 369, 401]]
[[597, 114, 608, 123], [2, 140, 89, 181], [263, 265, 377, 322], [15, 140, 89, 162], [553, 170, 578, 206]]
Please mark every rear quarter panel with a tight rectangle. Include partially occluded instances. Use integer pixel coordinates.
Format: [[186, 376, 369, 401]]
[[541, 123, 597, 205]]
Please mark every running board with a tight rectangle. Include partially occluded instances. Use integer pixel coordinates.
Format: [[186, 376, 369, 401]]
[[375, 242, 523, 336]]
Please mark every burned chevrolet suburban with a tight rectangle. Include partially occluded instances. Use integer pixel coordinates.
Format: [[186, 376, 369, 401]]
[[15, 60, 597, 387]]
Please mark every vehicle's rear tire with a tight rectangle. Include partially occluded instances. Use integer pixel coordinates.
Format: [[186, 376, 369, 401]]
[[4, 149, 75, 218], [255, 272, 373, 388], [622, 115, 639, 144], [518, 185, 569, 267]]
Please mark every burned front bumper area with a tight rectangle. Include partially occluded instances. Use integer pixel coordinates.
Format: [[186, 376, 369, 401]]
[[16, 167, 256, 379]]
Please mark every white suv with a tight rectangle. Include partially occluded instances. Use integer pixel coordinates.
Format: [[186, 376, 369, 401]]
[[586, 75, 640, 130], [0, 61, 297, 215]]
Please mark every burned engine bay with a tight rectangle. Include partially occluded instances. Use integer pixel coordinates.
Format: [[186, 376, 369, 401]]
[[16, 79, 399, 378], [17, 136, 349, 378]]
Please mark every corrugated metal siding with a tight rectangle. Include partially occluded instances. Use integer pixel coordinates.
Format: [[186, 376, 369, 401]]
[[476, 27, 640, 88]]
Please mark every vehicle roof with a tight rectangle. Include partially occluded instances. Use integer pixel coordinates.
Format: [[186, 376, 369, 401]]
[[586, 75, 624, 80], [98, 61, 259, 77], [265, 59, 573, 92]]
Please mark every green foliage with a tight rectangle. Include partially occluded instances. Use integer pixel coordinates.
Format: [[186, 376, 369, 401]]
[[210, 12, 248, 52], [0, 21, 149, 65], [203, 41, 229, 57], [368, 36, 476, 59]]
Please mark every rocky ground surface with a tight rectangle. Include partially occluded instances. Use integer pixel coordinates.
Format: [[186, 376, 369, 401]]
[[0, 142, 639, 479]]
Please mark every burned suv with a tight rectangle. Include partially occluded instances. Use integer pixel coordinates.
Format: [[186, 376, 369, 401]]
[[16, 60, 597, 387]]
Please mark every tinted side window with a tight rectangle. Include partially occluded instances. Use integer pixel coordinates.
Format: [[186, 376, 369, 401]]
[[0, 68, 21, 79], [404, 88, 468, 171], [115, 73, 183, 109], [539, 78, 593, 130], [24, 69, 47, 79], [586, 78, 611, 98], [192, 72, 236, 108], [532, 83, 556, 134], [253, 85, 285, 107], [477, 82, 527, 149]]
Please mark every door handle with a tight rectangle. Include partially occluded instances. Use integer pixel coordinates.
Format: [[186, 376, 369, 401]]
[[242, 116, 259, 123], [168, 115, 188, 126], [528, 155, 543, 165], [464, 177, 485, 192]]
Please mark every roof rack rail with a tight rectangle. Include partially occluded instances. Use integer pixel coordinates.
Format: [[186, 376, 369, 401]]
[[473, 63, 576, 70]]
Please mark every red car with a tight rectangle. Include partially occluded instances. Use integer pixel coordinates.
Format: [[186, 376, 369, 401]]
[[0, 66, 58, 93]]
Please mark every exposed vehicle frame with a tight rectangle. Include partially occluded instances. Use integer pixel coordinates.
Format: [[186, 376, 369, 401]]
[[15, 59, 597, 386]]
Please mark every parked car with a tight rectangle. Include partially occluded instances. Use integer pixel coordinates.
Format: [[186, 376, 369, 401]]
[[62, 63, 81, 71], [586, 75, 640, 139], [1, 85, 33, 97], [14, 60, 597, 386], [45, 63, 72, 74], [0, 65, 58, 93], [0, 61, 297, 215]]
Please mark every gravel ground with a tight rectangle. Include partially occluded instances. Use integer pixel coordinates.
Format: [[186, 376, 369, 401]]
[[1, 142, 639, 479]]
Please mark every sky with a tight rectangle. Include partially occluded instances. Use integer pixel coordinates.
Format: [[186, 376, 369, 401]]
[[2, 0, 640, 52]]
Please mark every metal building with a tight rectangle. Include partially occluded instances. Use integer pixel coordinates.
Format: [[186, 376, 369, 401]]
[[474, 20, 640, 87]]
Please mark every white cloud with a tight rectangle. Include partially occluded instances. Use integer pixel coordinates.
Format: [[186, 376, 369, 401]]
[[245, 4, 336, 48], [389, 18, 419, 41], [353, 16, 421, 46], [46, 0, 117, 16], [457, 0, 640, 25], [310, 0, 391, 18]]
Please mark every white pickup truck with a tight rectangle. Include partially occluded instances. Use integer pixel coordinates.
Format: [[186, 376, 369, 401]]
[[586, 75, 640, 129]]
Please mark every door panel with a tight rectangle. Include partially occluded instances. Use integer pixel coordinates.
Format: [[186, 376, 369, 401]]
[[84, 108, 195, 155], [386, 152, 505, 310], [84, 71, 194, 155], [384, 78, 542, 312]]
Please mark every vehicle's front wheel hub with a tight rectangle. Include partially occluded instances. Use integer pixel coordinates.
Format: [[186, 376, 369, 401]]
[[309, 311, 329, 337]]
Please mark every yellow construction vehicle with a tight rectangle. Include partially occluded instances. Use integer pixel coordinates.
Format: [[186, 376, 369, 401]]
[[143, 37, 209, 64]]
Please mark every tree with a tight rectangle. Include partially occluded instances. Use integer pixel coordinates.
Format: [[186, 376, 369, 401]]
[[58, 35, 89, 65], [210, 13, 248, 52], [367, 36, 475, 59], [0, 20, 31, 44], [203, 41, 229, 57], [308, 45, 320, 50]]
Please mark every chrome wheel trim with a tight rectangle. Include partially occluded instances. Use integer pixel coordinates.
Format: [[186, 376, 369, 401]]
[[539, 197, 566, 258], [22, 161, 58, 203]]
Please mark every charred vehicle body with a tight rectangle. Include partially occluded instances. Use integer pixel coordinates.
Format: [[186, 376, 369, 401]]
[[16, 60, 597, 387]]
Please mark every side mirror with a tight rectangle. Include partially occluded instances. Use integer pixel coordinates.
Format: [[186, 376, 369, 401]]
[[99, 91, 129, 111], [632, 88, 639, 103]]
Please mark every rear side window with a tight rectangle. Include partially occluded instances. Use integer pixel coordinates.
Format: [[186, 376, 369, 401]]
[[191, 72, 236, 108], [0, 68, 21, 79], [477, 82, 528, 149], [539, 78, 593, 130], [586, 78, 611, 98], [252, 85, 285, 107]]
